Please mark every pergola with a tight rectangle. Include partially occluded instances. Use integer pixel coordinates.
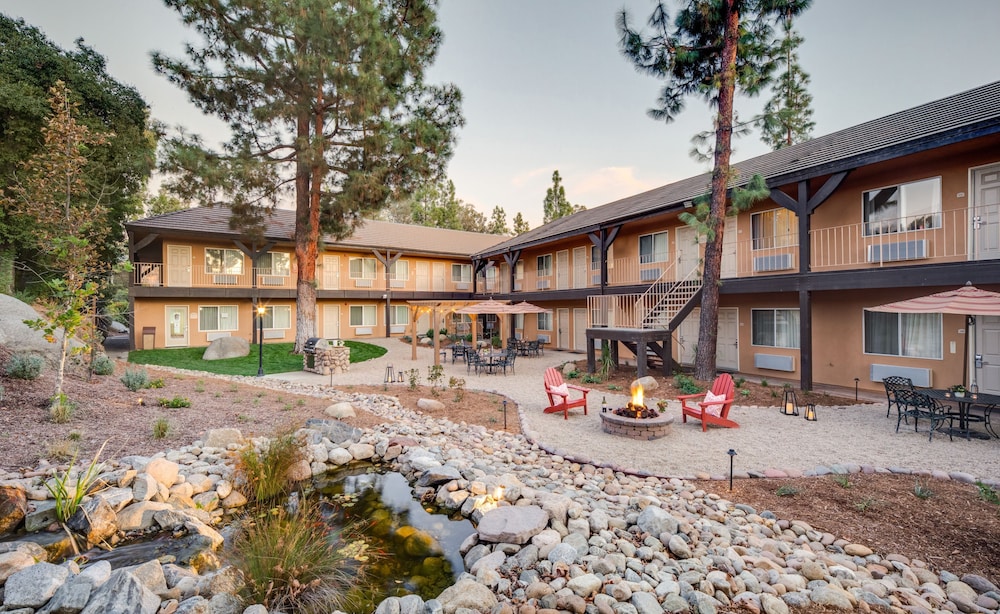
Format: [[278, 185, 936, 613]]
[[405, 300, 479, 366]]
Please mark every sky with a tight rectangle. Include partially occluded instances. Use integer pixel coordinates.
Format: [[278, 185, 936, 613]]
[[5, 0, 1000, 229]]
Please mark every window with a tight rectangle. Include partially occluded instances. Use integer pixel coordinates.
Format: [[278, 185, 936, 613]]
[[515, 261, 524, 280], [389, 260, 409, 281], [513, 313, 524, 331], [639, 232, 668, 264], [537, 312, 552, 331], [349, 305, 377, 327], [590, 244, 613, 271], [863, 177, 941, 236], [451, 263, 472, 283], [751, 209, 797, 250], [864, 311, 942, 359], [349, 257, 377, 280], [537, 254, 552, 277], [255, 252, 290, 276], [198, 305, 238, 331], [261, 305, 291, 329], [204, 248, 243, 274], [391, 305, 409, 325], [751, 309, 800, 348]]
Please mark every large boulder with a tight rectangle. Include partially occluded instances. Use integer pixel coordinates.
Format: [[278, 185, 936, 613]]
[[202, 336, 249, 361], [0, 294, 83, 366], [0, 485, 27, 536]]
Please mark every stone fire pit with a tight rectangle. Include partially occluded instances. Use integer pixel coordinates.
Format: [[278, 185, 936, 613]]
[[600, 409, 674, 440]]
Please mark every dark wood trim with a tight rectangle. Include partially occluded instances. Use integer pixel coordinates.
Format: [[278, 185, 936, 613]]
[[132, 233, 158, 254], [769, 189, 798, 211], [807, 171, 848, 213], [799, 289, 813, 391]]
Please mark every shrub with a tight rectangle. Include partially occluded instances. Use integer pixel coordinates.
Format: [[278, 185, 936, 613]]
[[147, 378, 165, 389], [913, 479, 933, 500], [976, 481, 1000, 505], [121, 367, 150, 392], [157, 396, 191, 408], [449, 376, 466, 402], [45, 442, 107, 523], [91, 354, 115, 376], [6, 353, 44, 380], [50, 393, 76, 423], [581, 374, 602, 384], [775, 485, 799, 496], [407, 369, 420, 391], [673, 373, 702, 395], [426, 364, 444, 394], [234, 430, 306, 504], [831, 474, 852, 489], [152, 417, 170, 439]]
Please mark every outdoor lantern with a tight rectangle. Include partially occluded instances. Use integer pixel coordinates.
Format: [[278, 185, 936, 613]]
[[804, 404, 818, 421], [782, 390, 799, 416], [398, 370, 404, 383], [384, 364, 396, 384]]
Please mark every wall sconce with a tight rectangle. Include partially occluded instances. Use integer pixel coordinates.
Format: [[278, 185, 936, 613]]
[[384, 364, 396, 384], [781, 390, 799, 416], [804, 404, 817, 421]]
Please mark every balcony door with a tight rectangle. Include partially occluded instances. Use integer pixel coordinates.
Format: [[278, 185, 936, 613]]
[[972, 163, 1000, 260], [322, 255, 339, 290], [557, 308, 570, 349], [556, 250, 569, 290], [675, 227, 699, 279], [572, 247, 587, 288], [573, 308, 587, 351], [166, 245, 191, 287], [416, 262, 429, 291]]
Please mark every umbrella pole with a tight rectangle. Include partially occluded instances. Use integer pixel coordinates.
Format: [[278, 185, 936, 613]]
[[963, 315, 971, 387]]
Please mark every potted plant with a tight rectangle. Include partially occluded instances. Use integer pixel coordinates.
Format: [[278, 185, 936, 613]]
[[951, 384, 967, 397]]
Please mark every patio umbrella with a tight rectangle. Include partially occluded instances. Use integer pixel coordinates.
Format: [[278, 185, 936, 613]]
[[455, 299, 513, 349], [868, 284, 1000, 387], [508, 301, 551, 314]]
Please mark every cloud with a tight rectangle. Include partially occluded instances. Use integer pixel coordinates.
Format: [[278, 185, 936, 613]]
[[568, 167, 662, 206]]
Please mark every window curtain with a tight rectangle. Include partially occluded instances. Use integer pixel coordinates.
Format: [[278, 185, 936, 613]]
[[864, 311, 899, 355], [901, 313, 941, 358]]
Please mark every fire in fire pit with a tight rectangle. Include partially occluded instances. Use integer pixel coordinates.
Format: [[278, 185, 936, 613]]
[[612, 381, 660, 419], [600, 381, 674, 440]]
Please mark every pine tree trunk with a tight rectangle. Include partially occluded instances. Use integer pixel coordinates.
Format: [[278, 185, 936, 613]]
[[694, 0, 740, 382], [293, 110, 319, 354]]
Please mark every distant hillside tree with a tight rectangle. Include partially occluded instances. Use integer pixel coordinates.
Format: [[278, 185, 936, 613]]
[[487, 206, 510, 235], [512, 212, 530, 235], [386, 179, 488, 232], [153, 0, 463, 352], [618, 0, 811, 381], [143, 191, 187, 217], [542, 170, 585, 224], [758, 8, 814, 148]]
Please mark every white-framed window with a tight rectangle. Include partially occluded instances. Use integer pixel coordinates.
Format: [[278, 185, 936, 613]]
[[537, 312, 552, 331], [349, 257, 377, 280], [863, 177, 942, 236], [204, 248, 243, 274], [451, 263, 472, 283], [255, 252, 290, 276], [391, 305, 409, 325], [198, 305, 238, 331], [751, 308, 800, 348], [537, 254, 552, 277], [751, 209, 797, 250], [639, 231, 669, 264], [261, 305, 291, 329], [863, 310, 942, 359], [349, 305, 377, 327], [513, 313, 524, 331], [388, 260, 409, 281]]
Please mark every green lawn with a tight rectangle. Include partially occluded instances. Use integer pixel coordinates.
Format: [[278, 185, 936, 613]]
[[128, 341, 387, 376]]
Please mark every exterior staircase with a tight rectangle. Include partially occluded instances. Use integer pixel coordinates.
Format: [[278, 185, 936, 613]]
[[637, 266, 702, 330]]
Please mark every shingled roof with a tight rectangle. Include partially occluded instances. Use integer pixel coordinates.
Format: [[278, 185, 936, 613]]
[[476, 79, 1000, 257], [127, 206, 508, 257]]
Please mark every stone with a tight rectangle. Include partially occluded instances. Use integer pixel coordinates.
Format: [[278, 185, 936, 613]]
[[79, 569, 160, 614], [0, 294, 83, 365], [436, 578, 498, 614], [3, 562, 69, 608], [77, 560, 113, 587], [760, 593, 789, 614], [477, 505, 549, 545], [24, 499, 59, 532], [637, 505, 679, 537], [546, 543, 579, 565], [144, 458, 180, 488], [417, 398, 447, 412], [811, 585, 854, 610], [37, 576, 93, 614], [566, 574, 602, 598], [961, 574, 998, 594], [843, 543, 873, 557], [220, 490, 248, 509], [0, 484, 27, 536], [632, 376, 659, 392], [117, 501, 174, 531], [192, 491, 220, 512], [202, 336, 249, 361], [325, 402, 357, 418], [348, 443, 376, 460], [417, 465, 463, 488], [124, 559, 168, 594], [328, 447, 354, 465], [285, 459, 312, 482], [132, 473, 159, 502], [304, 419, 363, 444], [174, 596, 210, 613], [202, 428, 244, 449], [667, 534, 692, 559], [67, 494, 118, 544], [631, 591, 662, 614], [0, 550, 39, 583]]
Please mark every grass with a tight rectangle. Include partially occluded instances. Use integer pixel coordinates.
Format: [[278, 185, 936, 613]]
[[234, 430, 306, 504], [128, 341, 386, 376], [913, 479, 933, 500], [775, 485, 800, 497], [830, 474, 852, 489], [976, 481, 1000, 505]]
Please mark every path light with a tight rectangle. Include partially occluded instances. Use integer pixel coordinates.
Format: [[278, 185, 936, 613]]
[[854, 378, 859, 402], [804, 404, 818, 422], [727, 449, 737, 491], [502, 400, 507, 430], [781, 390, 799, 416], [256, 305, 266, 377], [384, 364, 396, 384]]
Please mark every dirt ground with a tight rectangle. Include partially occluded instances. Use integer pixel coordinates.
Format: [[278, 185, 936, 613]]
[[1, 347, 997, 586]]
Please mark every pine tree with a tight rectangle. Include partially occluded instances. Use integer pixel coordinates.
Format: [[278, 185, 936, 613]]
[[542, 170, 585, 224], [487, 206, 510, 235], [758, 8, 814, 148], [512, 212, 530, 235], [618, 0, 810, 380], [153, 0, 463, 352]]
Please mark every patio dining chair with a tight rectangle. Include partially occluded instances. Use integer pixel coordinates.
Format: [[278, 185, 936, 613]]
[[882, 375, 915, 419], [894, 389, 953, 441]]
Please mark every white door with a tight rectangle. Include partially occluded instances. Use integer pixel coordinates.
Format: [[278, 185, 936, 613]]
[[416, 262, 429, 291], [165, 306, 189, 347], [976, 316, 1000, 395], [972, 163, 1000, 260], [322, 304, 340, 339], [676, 307, 738, 370], [322, 255, 339, 290], [573, 308, 587, 351], [721, 217, 738, 278], [557, 308, 570, 349], [675, 227, 699, 279], [556, 250, 569, 290], [572, 247, 587, 288], [167, 245, 191, 287], [432, 262, 445, 291]]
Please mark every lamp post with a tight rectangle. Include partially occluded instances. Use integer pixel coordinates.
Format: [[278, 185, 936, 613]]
[[727, 449, 737, 491], [256, 305, 266, 377]]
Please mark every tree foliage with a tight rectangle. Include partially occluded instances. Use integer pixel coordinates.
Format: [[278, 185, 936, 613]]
[[0, 16, 155, 292], [618, 0, 810, 380], [542, 170, 584, 224], [382, 179, 487, 232], [512, 212, 530, 235], [757, 8, 814, 148], [487, 206, 510, 235]]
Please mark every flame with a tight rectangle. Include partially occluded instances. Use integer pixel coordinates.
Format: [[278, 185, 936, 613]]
[[630, 381, 644, 408]]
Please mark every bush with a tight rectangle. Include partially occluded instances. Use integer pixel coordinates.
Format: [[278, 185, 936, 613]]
[[152, 417, 170, 439], [234, 430, 306, 504], [6, 353, 44, 380], [50, 394, 76, 423], [673, 373, 702, 395], [91, 354, 115, 376], [121, 367, 149, 391], [157, 396, 191, 408]]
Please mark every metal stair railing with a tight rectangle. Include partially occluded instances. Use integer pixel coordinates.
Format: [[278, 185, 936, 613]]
[[637, 264, 702, 330]]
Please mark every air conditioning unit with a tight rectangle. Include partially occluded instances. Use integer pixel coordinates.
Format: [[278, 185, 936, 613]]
[[456, 282, 470, 290], [514, 281, 522, 291], [591, 274, 602, 285], [536, 279, 551, 289], [536, 334, 550, 343], [260, 276, 285, 286], [213, 274, 238, 285], [867, 239, 927, 263], [390, 280, 405, 288], [870, 363, 932, 387], [753, 253, 794, 272], [640, 268, 662, 282], [354, 279, 373, 288]]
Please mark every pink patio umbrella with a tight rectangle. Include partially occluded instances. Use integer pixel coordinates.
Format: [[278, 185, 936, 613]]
[[868, 284, 1000, 387], [455, 299, 513, 348]]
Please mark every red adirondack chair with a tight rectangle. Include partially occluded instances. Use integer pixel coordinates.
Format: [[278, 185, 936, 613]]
[[679, 373, 738, 431], [543, 367, 590, 420]]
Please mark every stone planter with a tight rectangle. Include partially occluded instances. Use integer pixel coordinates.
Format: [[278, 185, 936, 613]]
[[304, 343, 350, 376]]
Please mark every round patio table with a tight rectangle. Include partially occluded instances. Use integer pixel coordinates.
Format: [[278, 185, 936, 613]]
[[921, 389, 998, 440]]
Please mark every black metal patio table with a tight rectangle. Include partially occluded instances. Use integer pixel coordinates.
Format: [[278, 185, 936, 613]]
[[921, 389, 999, 440]]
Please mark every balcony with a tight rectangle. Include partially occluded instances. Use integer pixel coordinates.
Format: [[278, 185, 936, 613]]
[[134, 265, 296, 289]]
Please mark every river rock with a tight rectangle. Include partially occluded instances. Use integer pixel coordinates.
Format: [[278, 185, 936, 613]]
[[566, 573, 602, 598], [0, 549, 39, 583], [324, 402, 356, 418], [436, 578, 498, 614], [285, 459, 312, 482], [417, 398, 447, 412], [79, 569, 160, 614], [638, 505, 679, 537], [145, 458, 180, 488], [202, 337, 249, 361], [477, 505, 548, 545], [632, 376, 659, 392], [117, 501, 174, 531], [4, 562, 69, 608], [67, 495, 118, 544], [417, 465, 463, 487], [202, 428, 243, 449], [0, 484, 27, 536]]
